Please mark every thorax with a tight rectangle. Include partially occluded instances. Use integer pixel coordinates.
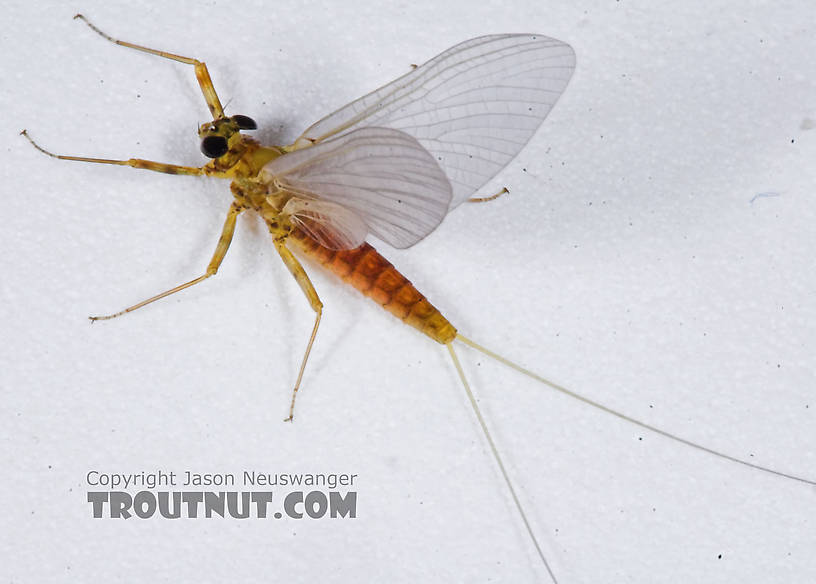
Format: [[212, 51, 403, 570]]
[[226, 142, 295, 238]]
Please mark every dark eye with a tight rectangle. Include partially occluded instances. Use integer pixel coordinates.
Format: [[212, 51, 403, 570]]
[[200, 135, 229, 158], [231, 114, 257, 130]]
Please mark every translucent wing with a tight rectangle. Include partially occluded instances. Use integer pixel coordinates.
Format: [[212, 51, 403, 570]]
[[292, 34, 576, 208], [262, 127, 452, 249], [282, 198, 369, 251]]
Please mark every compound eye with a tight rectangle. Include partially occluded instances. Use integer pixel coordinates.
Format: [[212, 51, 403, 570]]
[[231, 114, 258, 130], [200, 135, 229, 158]]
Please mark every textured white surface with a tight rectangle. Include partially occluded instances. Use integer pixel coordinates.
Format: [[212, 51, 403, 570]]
[[2, 1, 815, 583]]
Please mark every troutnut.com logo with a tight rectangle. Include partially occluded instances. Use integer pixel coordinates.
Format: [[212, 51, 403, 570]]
[[85, 470, 358, 520]]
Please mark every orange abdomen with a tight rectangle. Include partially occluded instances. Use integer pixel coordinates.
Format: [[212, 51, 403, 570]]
[[289, 229, 457, 344]]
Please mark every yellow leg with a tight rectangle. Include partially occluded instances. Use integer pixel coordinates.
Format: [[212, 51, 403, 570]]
[[90, 203, 242, 321], [20, 130, 209, 176], [74, 14, 225, 119], [273, 239, 324, 422], [468, 187, 509, 203]]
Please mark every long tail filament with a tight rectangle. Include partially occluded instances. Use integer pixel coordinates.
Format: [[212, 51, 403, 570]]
[[446, 332, 816, 584]]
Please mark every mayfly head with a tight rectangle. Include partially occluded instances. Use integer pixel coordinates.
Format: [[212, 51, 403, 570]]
[[198, 114, 258, 159]]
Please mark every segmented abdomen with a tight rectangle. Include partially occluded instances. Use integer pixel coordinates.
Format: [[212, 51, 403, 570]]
[[288, 229, 457, 344]]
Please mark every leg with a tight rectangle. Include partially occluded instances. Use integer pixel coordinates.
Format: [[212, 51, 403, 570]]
[[74, 14, 224, 119], [21, 130, 208, 176], [468, 187, 509, 203], [90, 203, 242, 320], [273, 239, 324, 422]]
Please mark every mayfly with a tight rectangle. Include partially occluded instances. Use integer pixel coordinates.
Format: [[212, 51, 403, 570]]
[[22, 15, 815, 583]]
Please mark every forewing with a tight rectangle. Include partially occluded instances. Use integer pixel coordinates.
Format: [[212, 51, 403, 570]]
[[292, 34, 576, 208], [262, 127, 452, 249]]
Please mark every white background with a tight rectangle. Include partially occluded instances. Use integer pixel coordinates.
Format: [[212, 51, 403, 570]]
[[2, 1, 815, 582]]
